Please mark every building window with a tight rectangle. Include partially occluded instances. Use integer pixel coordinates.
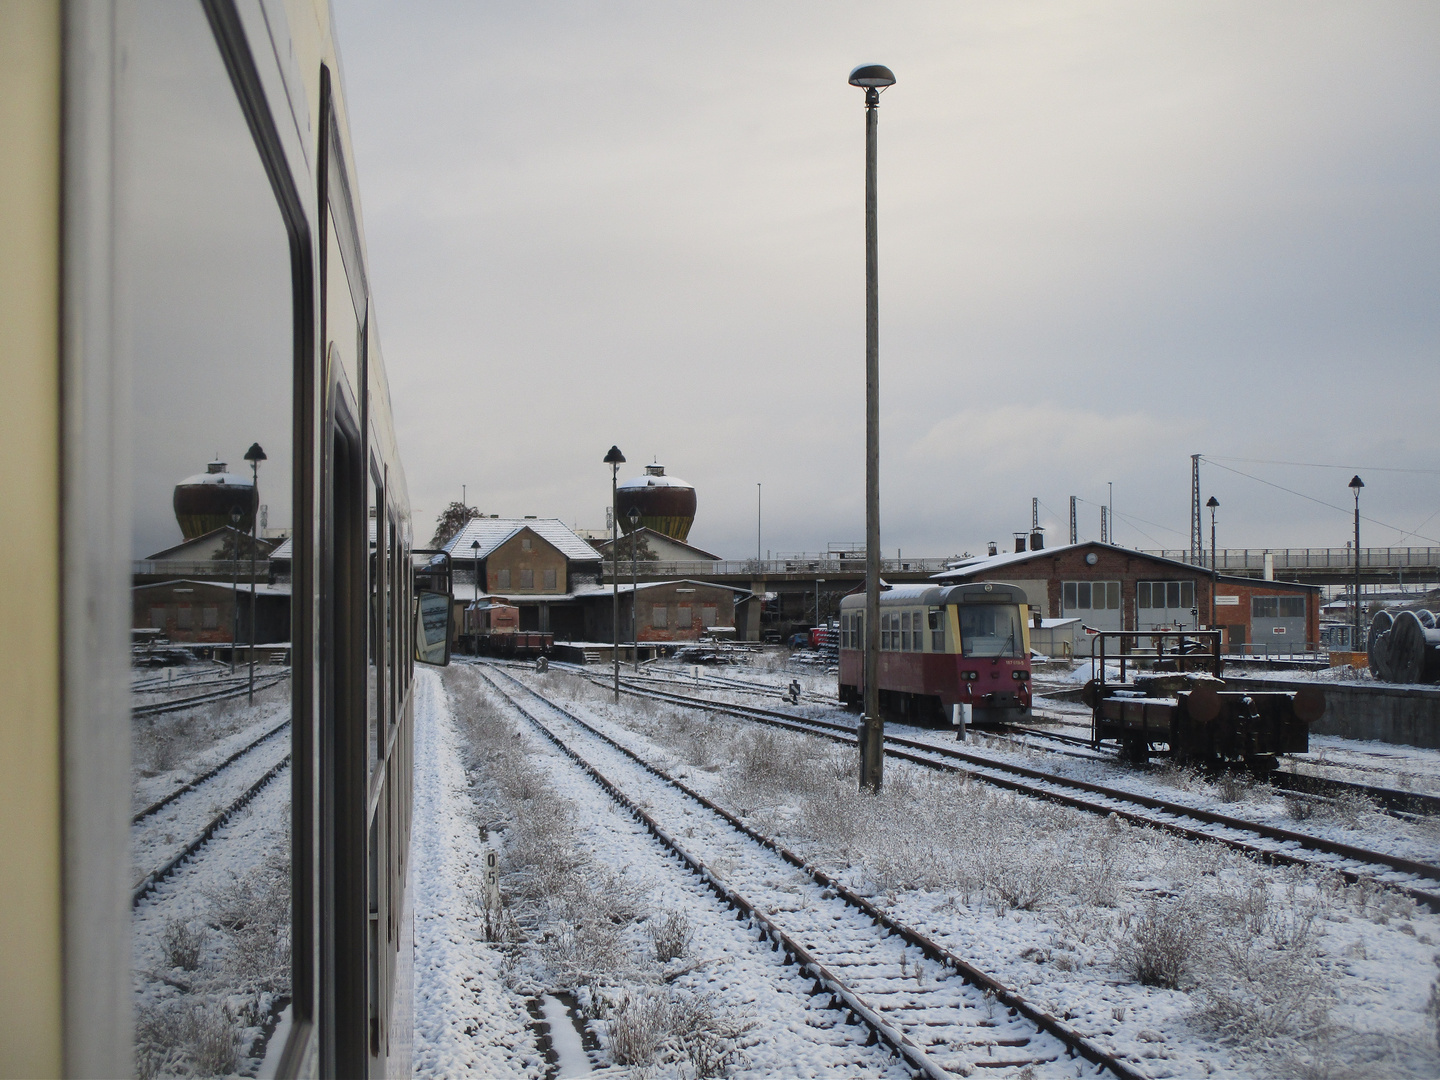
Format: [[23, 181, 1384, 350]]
[[520, 568, 534, 589], [1253, 595, 1305, 619], [496, 568, 511, 590], [652, 604, 668, 629], [1062, 581, 1120, 611], [202, 605, 219, 630], [148, 606, 167, 630], [1138, 580, 1194, 611], [677, 605, 692, 628], [543, 568, 557, 591], [700, 605, 717, 627], [521, 537, 532, 551], [177, 606, 194, 629]]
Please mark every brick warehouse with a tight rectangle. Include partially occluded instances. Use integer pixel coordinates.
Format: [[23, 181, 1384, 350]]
[[934, 541, 1319, 651]]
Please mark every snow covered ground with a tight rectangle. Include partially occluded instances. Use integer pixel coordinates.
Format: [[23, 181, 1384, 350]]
[[453, 661, 1440, 1079]]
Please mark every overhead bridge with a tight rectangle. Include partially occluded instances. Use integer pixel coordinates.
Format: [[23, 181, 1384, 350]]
[[1140, 548, 1440, 587]]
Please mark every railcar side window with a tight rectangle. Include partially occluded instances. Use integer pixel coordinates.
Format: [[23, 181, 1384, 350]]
[[119, 0, 294, 1070]]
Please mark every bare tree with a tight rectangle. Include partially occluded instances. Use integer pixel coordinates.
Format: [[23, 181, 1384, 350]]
[[430, 501, 479, 548]]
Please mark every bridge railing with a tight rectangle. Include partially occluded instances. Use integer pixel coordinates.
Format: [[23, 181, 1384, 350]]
[[1142, 548, 1440, 573], [602, 557, 955, 580]]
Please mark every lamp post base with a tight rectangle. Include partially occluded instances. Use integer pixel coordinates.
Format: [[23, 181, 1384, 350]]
[[858, 714, 884, 792]]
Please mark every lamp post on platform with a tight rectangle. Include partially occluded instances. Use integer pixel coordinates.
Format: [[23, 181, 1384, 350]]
[[244, 443, 266, 705], [1206, 496, 1219, 636], [229, 506, 242, 675], [1350, 475, 1364, 651], [605, 446, 626, 701], [849, 61, 895, 794], [628, 506, 641, 671]]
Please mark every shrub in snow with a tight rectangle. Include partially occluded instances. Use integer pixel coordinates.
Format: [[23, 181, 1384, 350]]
[[135, 1001, 238, 1080], [206, 849, 292, 995], [162, 918, 206, 972], [649, 908, 693, 962], [1117, 899, 1197, 989], [604, 987, 752, 1076]]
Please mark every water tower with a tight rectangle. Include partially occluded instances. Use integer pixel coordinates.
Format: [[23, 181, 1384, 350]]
[[172, 459, 256, 540], [615, 464, 696, 542]]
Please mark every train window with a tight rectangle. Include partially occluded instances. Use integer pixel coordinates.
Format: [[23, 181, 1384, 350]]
[[901, 611, 911, 651], [958, 605, 1023, 657], [119, 0, 294, 1068], [929, 609, 946, 651]]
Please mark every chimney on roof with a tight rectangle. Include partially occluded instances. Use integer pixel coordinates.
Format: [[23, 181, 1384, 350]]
[[1029, 527, 1044, 551], [987, 541, 998, 557], [1014, 532, 1027, 554]]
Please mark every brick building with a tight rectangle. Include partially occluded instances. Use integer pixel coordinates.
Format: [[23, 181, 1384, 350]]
[[580, 580, 748, 643], [934, 542, 1319, 651], [444, 517, 604, 638], [132, 579, 291, 645]]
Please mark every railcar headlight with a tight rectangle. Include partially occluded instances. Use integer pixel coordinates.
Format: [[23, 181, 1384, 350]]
[[1012, 670, 1030, 681], [961, 671, 979, 681]]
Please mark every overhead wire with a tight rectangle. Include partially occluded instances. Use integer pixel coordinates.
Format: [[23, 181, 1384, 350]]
[[1206, 455, 1440, 476], [1201, 458, 1440, 546]]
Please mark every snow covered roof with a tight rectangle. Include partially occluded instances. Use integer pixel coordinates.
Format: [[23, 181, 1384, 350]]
[[176, 460, 253, 488], [132, 578, 292, 597], [269, 536, 292, 560], [445, 517, 603, 563], [617, 463, 693, 491]]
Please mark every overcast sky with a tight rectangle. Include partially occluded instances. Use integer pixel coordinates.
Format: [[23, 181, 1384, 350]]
[[332, 1, 1439, 560]]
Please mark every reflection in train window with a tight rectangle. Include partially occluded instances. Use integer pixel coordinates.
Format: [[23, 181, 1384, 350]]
[[119, 0, 294, 1072]]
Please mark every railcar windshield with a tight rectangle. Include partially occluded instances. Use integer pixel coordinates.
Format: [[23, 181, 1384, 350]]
[[957, 604, 1023, 657]]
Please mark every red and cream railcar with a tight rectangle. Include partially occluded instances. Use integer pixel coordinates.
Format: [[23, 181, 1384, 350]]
[[838, 582, 1033, 725]]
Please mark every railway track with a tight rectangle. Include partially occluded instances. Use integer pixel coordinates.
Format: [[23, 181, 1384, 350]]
[[476, 665, 1140, 1080], [131, 724, 292, 906], [133, 717, 292, 824], [571, 669, 1440, 912], [131, 670, 290, 718]]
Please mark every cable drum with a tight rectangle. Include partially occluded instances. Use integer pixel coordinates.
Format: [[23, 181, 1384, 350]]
[[1370, 609, 1440, 684], [1368, 610, 1395, 680]]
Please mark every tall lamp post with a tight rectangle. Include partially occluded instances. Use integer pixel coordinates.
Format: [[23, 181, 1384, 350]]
[[605, 446, 626, 701], [1349, 475, 1364, 651], [228, 506, 243, 675], [470, 538, 481, 653], [815, 577, 826, 628], [628, 506, 641, 671], [243, 442, 266, 705], [1206, 496, 1219, 637], [850, 62, 895, 794], [756, 483, 762, 565]]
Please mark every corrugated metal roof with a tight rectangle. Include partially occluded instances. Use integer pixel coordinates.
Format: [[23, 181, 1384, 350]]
[[444, 517, 603, 562]]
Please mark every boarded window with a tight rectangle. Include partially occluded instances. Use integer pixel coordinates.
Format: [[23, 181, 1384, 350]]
[[521, 537, 532, 551], [496, 568, 511, 590], [148, 606, 167, 629], [700, 605, 717, 627], [520, 568, 534, 589], [177, 605, 194, 629], [543, 568, 557, 591], [677, 605, 692, 628], [652, 604, 668, 629], [201, 605, 219, 629]]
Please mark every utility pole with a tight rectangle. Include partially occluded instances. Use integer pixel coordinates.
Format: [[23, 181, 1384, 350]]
[[1350, 475, 1364, 651], [604, 446, 625, 701], [849, 62, 895, 794], [1068, 496, 1077, 545], [1190, 455, 1202, 565]]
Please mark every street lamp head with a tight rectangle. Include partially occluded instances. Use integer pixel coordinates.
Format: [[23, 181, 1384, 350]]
[[1206, 496, 1219, 509], [1349, 475, 1364, 491], [848, 64, 896, 88], [229, 506, 242, 525], [627, 507, 640, 526], [470, 539, 480, 551], [604, 445, 626, 466], [243, 442, 267, 463]]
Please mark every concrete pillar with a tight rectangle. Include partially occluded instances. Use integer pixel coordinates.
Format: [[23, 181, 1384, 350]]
[[745, 582, 765, 641]]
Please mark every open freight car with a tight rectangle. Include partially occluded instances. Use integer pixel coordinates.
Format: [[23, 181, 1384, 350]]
[[1082, 631, 1324, 769]]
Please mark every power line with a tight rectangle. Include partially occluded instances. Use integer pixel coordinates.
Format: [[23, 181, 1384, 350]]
[[1076, 496, 1185, 540], [1202, 458, 1440, 545], [1207, 455, 1440, 475]]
